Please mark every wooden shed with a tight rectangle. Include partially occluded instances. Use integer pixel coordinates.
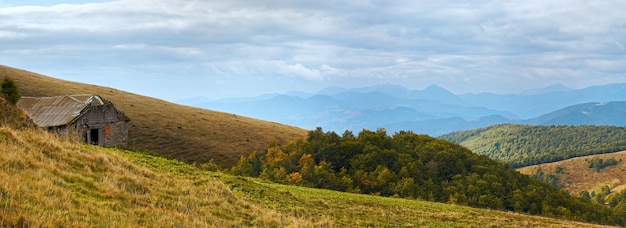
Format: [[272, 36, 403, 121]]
[[17, 94, 130, 148]]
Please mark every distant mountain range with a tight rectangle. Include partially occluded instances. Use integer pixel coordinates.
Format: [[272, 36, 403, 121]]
[[460, 83, 626, 119], [179, 83, 626, 136]]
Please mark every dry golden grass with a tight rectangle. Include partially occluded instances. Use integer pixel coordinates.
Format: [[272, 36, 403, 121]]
[[517, 151, 626, 197], [0, 65, 307, 167], [0, 126, 328, 227], [0, 97, 32, 129]]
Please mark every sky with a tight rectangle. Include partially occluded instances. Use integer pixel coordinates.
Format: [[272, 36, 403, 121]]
[[1, 0, 626, 102]]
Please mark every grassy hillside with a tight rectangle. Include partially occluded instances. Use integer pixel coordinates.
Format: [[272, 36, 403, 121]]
[[440, 124, 626, 168], [0, 65, 307, 167], [0, 126, 324, 227], [0, 126, 614, 227], [518, 151, 626, 198]]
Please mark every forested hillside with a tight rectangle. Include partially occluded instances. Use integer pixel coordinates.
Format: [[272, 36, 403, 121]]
[[440, 124, 626, 168], [230, 128, 625, 225]]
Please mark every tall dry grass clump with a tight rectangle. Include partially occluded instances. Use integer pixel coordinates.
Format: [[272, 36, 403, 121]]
[[0, 126, 329, 227], [0, 97, 31, 129]]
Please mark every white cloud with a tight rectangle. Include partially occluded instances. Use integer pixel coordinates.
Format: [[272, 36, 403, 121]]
[[1, 0, 626, 99], [278, 63, 324, 81], [0, 30, 25, 38]]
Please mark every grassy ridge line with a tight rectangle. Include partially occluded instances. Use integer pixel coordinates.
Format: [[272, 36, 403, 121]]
[[0, 127, 611, 227], [0, 65, 308, 166]]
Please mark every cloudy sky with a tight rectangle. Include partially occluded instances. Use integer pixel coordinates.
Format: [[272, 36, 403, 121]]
[[1, 0, 625, 101]]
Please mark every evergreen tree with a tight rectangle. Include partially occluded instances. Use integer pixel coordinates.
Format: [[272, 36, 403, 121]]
[[0, 77, 21, 104]]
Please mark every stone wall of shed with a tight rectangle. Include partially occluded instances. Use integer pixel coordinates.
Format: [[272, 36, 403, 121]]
[[49, 125, 81, 142], [104, 121, 128, 148], [72, 104, 128, 148]]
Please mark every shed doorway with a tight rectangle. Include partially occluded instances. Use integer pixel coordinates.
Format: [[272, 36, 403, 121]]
[[90, 129, 99, 145]]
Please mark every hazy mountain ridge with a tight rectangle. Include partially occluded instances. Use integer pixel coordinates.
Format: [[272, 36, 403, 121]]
[[520, 83, 573, 95], [181, 83, 626, 136], [460, 83, 626, 119]]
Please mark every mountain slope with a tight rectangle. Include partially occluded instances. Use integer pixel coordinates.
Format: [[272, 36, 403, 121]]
[[0, 126, 615, 227], [0, 65, 307, 166], [440, 124, 626, 168]]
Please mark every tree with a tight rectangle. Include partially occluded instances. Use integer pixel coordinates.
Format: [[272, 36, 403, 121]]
[[230, 151, 262, 177], [601, 185, 612, 195], [0, 77, 20, 104], [297, 153, 315, 183], [578, 190, 591, 202]]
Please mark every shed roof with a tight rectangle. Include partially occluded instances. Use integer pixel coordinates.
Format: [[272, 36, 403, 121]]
[[17, 94, 105, 127]]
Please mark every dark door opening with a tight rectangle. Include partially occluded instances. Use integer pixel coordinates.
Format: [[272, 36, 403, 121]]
[[90, 129, 99, 145]]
